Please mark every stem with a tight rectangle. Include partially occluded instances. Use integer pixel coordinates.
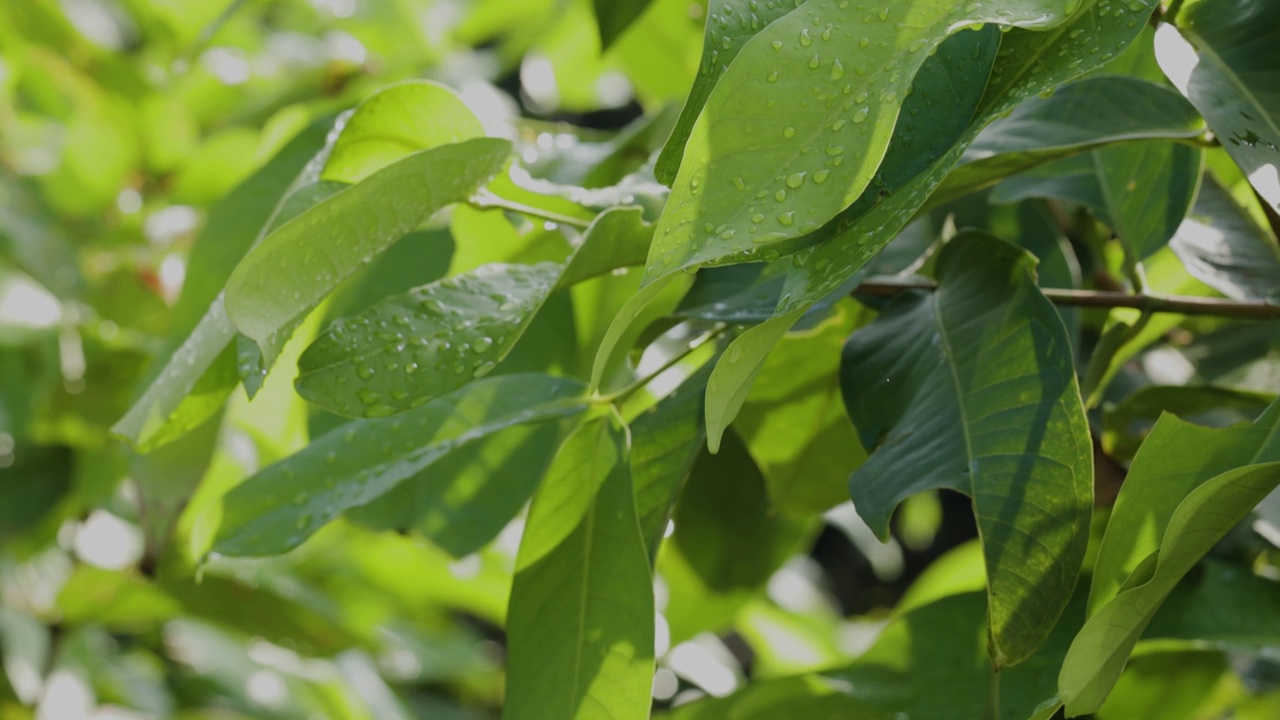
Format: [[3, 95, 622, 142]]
[[853, 278, 1280, 320], [186, 0, 249, 64], [595, 326, 727, 405], [984, 668, 1002, 720], [1164, 0, 1186, 24], [468, 190, 592, 229]]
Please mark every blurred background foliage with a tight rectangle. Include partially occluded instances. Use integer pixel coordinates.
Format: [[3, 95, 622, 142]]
[[3, 0, 1280, 719]]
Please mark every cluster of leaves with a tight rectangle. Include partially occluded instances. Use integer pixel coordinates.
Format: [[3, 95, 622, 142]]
[[3, 0, 1280, 718]]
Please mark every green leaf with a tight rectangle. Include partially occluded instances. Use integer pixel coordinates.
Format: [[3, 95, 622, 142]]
[[1102, 384, 1276, 463], [504, 417, 654, 720], [556, 207, 654, 289], [778, 0, 1159, 317], [212, 374, 587, 556], [1059, 463, 1280, 715], [592, 0, 655, 48], [735, 299, 867, 514], [644, 0, 1081, 282], [297, 262, 562, 418], [224, 138, 512, 352], [631, 359, 714, 558], [1169, 175, 1280, 301], [840, 232, 1092, 667], [653, 0, 801, 185], [932, 75, 1204, 208], [320, 81, 486, 184], [1088, 402, 1280, 615], [1156, 0, 1280, 215]]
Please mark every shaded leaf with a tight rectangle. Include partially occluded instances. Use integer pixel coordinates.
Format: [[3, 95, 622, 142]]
[[505, 417, 654, 720], [841, 232, 1091, 667], [212, 374, 587, 556], [1092, 140, 1204, 260]]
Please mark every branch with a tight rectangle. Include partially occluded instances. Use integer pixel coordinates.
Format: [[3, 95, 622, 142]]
[[853, 277, 1280, 320]]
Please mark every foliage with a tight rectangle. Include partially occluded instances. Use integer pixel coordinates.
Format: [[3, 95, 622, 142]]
[[2, 0, 1280, 718]]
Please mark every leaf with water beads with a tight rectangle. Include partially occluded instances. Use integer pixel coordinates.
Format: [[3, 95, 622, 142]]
[[296, 262, 563, 419], [212, 373, 589, 557]]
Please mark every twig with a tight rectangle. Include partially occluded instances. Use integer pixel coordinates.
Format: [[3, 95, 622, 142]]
[[853, 277, 1280, 320]]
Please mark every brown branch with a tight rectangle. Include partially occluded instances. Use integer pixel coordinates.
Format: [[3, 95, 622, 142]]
[[853, 277, 1280, 320]]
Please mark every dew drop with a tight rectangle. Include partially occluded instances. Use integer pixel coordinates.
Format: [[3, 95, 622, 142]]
[[813, 169, 831, 184], [777, 211, 795, 227], [782, 126, 797, 138], [786, 172, 806, 188]]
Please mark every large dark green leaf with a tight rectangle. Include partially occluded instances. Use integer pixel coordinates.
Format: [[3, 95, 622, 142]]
[[212, 374, 587, 556], [932, 75, 1204, 207], [1091, 140, 1204, 260], [224, 138, 511, 351], [644, 0, 1081, 281], [1169, 175, 1280, 301], [841, 232, 1091, 667], [505, 417, 654, 720], [1156, 0, 1280, 215]]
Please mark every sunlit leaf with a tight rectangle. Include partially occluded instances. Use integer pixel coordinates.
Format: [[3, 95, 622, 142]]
[[1169, 175, 1280, 301]]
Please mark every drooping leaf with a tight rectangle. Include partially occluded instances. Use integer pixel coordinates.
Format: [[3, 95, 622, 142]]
[[224, 138, 512, 351], [1169, 175, 1280, 301], [1102, 384, 1276, 463], [778, 0, 1159, 317], [1059, 462, 1280, 715], [296, 262, 561, 418], [704, 308, 804, 453], [932, 75, 1204, 207], [653, 0, 802, 185], [504, 417, 654, 720], [840, 232, 1092, 667], [320, 81, 486, 184], [212, 374, 587, 556], [645, 0, 1082, 282], [1155, 0, 1280, 215]]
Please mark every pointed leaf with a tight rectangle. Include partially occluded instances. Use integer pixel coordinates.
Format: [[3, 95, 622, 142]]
[[840, 232, 1091, 667], [505, 417, 654, 720], [212, 374, 587, 556], [705, 308, 804, 453], [1091, 140, 1204, 260], [224, 138, 512, 351], [1156, 0, 1280, 215]]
